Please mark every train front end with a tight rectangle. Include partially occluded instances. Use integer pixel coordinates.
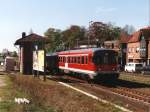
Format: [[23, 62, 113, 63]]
[[92, 49, 119, 80]]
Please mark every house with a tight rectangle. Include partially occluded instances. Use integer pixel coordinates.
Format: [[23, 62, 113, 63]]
[[127, 27, 150, 65], [119, 32, 130, 68], [104, 40, 119, 51]]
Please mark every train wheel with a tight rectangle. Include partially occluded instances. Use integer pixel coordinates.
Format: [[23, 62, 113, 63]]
[[86, 74, 94, 84]]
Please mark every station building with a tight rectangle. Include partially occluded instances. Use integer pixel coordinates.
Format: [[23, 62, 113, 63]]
[[15, 32, 48, 74]]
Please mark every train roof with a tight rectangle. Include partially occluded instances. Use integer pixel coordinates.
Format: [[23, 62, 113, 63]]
[[59, 48, 115, 54]]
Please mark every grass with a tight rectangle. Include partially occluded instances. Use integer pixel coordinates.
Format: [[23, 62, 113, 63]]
[[7, 74, 123, 112], [119, 73, 150, 94], [119, 73, 150, 85], [0, 75, 55, 112]]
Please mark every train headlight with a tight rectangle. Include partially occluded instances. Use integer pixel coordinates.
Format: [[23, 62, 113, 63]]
[[99, 68, 101, 71], [112, 68, 116, 71]]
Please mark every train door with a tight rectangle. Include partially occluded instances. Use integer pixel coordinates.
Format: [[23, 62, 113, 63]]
[[65, 56, 68, 69]]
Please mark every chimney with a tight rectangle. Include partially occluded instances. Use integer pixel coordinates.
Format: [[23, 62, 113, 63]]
[[22, 32, 26, 38]]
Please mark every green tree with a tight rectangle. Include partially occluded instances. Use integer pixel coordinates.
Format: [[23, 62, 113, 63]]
[[44, 28, 63, 52], [108, 26, 121, 40], [12, 51, 18, 57], [62, 25, 86, 49], [89, 22, 121, 45]]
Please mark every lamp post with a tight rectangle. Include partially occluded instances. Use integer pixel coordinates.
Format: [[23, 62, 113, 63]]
[[88, 21, 93, 48], [96, 38, 99, 47], [149, 0, 150, 26], [76, 39, 79, 48]]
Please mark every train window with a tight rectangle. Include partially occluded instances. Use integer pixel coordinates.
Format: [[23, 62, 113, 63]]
[[78, 57, 80, 64], [59, 57, 61, 62], [69, 57, 71, 63], [74, 57, 75, 63], [59, 57, 60, 62], [74, 57, 76, 63], [74, 57, 77, 63], [108, 52, 117, 64], [66, 57, 68, 63], [81, 56, 84, 64], [93, 51, 117, 65], [68, 57, 70, 63], [58, 57, 60, 62], [104, 56, 108, 64], [64, 57, 66, 63], [61, 57, 63, 62], [71, 57, 73, 63], [70, 57, 72, 63], [93, 55, 102, 65], [75, 57, 77, 63], [85, 56, 88, 64], [72, 57, 74, 63]]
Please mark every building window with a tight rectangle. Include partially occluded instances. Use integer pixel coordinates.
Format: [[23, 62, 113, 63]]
[[132, 48, 134, 53], [136, 47, 139, 53], [128, 48, 131, 53]]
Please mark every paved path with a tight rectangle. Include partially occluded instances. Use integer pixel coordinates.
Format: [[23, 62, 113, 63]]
[[0, 75, 6, 102], [0, 65, 5, 72], [0, 75, 6, 87]]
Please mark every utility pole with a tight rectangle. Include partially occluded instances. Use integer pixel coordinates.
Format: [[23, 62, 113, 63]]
[[88, 24, 90, 48], [88, 21, 93, 48]]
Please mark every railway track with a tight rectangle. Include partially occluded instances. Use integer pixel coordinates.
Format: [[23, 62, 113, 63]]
[[110, 87, 150, 104], [48, 75, 150, 106]]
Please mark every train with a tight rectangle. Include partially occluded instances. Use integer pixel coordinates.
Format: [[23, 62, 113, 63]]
[[46, 48, 119, 81]]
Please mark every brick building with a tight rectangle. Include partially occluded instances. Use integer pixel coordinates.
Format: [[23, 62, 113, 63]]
[[127, 27, 150, 65], [119, 32, 130, 68], [104, 40, 119, 51], [103, 32, 129, 69]]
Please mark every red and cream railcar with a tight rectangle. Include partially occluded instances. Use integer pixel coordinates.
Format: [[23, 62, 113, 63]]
[[58, 48, 119, 79]]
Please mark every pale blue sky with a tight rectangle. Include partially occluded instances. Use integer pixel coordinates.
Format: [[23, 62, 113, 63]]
[[0, 0, 149, 51]]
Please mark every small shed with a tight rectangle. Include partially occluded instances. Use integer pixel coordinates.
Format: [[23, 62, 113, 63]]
[[5, 57, 15, 71], [14, 32, 48, 74]]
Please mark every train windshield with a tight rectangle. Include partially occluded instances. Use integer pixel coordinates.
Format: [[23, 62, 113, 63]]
[[93, 50, 118, 65]]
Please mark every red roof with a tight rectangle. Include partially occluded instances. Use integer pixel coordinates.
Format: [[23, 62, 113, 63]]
[[15, 33, 49, 45], [128, 26, 150, 43], [119, 32, 130, 43], [140, 26, 150, 30], [128, 31, 141, 43]]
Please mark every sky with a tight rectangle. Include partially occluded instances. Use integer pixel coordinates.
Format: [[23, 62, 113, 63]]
[[0, 0, 149, 51]]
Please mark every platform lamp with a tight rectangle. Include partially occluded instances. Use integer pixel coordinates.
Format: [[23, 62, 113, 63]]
[[96, 38, 99, 47]]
